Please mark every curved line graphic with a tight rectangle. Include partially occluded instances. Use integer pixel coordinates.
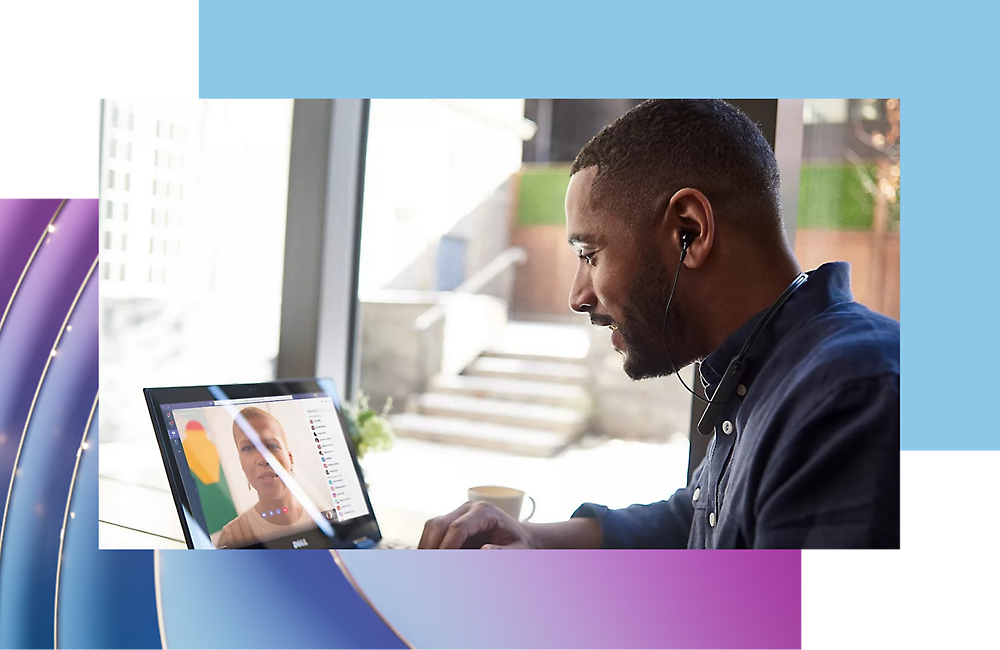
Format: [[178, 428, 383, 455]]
[[155, 550, 167, 650], [329, 550, 416, 650], [0, 257, 98, 566], [0, 199, 65, 340], [53, 393, 98, 649]]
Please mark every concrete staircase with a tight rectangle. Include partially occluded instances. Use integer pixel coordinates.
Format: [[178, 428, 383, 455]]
[[390, 321, 592, 456]]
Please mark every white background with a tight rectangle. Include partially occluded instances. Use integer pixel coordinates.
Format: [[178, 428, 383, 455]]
[[803, 451, 999, 649], [0, 1, 197, 198], [3, 4, 995, 648]]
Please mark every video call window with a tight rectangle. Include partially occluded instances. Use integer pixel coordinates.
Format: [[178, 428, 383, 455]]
[[162, 395, 369, 548]]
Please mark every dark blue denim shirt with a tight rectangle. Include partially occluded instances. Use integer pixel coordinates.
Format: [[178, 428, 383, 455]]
[[572, 262, 900, 549]]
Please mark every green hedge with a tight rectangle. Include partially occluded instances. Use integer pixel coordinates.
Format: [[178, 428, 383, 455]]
[[518, 166, 572, 226], [798, 163, 898, 231], [517, 163, 898, 231]]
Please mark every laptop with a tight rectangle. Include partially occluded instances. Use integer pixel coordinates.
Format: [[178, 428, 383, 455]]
[[144, 378, 399, 549]]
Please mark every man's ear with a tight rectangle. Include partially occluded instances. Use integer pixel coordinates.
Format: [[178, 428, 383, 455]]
[[664, 188, 714, 269]]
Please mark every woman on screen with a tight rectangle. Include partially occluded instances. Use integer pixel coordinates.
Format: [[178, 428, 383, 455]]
[[216, 406, 314, 548]]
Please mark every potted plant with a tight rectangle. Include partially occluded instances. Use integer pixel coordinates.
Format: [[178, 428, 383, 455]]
[[342, 391, 395, 461]]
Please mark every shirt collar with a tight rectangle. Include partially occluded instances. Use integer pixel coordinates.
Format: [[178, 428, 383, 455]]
[[699, 261, 855, 395]]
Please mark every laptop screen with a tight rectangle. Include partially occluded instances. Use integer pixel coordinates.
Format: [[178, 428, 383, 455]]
[[157, 391, 371, 548]]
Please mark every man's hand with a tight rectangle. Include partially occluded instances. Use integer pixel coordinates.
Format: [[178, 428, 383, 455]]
[[418, 501, 537, 549]]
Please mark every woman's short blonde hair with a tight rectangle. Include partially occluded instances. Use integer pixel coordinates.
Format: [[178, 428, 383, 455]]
[[233, 406, 289, 445]]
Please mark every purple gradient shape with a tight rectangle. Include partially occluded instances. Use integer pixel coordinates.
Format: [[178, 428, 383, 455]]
[[157, 551, 407, 648], [0, 199, 97, 522], [339, 550, 801, 649], [0, 199, 63, 316], [0, 276, 98, 647]]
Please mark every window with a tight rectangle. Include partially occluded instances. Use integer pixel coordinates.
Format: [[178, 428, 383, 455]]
[[119, 265, 126, 281], [103, 231, 112, 250], [103, 263, 111, 280], [120, 233, 128, 252], [105, 200, 113, 219], [122, 203, 129, 221], [98, 99, 294, 447], [124, 173, 130, 192], [127, 112, 134, 131], [108, 169, 115, 189], [803, 99, 848, 125], [111, 107, 119, 128], [126, 142, 132, 162], [109, 139, 117, 159], [356, 99, 696, 529]]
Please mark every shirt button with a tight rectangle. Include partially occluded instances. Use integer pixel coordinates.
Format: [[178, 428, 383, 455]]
[[692, 487, 701, 503], [709, 512, 717, 527], [736, 383, 747, 397], [722, 420, 733, 435]]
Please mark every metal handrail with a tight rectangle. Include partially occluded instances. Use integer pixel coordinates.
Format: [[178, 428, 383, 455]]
[[413, 246, 527, 392], [414, 246, 526, 332]]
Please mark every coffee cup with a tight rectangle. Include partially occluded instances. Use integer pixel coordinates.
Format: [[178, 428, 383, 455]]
[[468, 485, 535, 521]]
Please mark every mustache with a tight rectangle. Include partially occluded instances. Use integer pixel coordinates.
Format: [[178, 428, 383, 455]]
[[590, 315, 615, 328]]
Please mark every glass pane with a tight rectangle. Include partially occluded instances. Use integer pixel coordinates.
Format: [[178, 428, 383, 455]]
[[356, 100, 692, 540], [99, 100, 295, 455], [797, 99, 900, 319]]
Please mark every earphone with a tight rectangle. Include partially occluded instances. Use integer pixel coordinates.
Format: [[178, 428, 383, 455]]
[[680, 232, 694, 256], [660, 232, 809, 435]]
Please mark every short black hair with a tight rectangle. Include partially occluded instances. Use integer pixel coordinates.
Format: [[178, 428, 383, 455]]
[[571, 99, 784, 244]]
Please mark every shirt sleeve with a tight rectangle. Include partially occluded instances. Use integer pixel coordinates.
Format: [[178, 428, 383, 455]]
[[753, 374, 900, 549], [570, 459, 704, 549]]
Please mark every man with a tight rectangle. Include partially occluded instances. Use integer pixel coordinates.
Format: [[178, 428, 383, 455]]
[[418, 100, 899, 550]]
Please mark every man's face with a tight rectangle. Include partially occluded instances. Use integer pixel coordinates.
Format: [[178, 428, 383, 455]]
[[565, 167, 685, 380]]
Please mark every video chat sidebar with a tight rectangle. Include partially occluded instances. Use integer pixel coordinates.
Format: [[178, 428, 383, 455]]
[[305, 398, 369, 523]]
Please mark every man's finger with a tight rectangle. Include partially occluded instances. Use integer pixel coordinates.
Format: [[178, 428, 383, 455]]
[[418, 502, 471, 549], [439, 508, 491, 549]]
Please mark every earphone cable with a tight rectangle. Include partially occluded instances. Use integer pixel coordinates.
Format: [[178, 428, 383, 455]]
[[661, 249, 711, 404]]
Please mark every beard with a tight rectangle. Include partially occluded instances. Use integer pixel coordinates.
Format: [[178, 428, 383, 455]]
[[616, 248, 688, 381]]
